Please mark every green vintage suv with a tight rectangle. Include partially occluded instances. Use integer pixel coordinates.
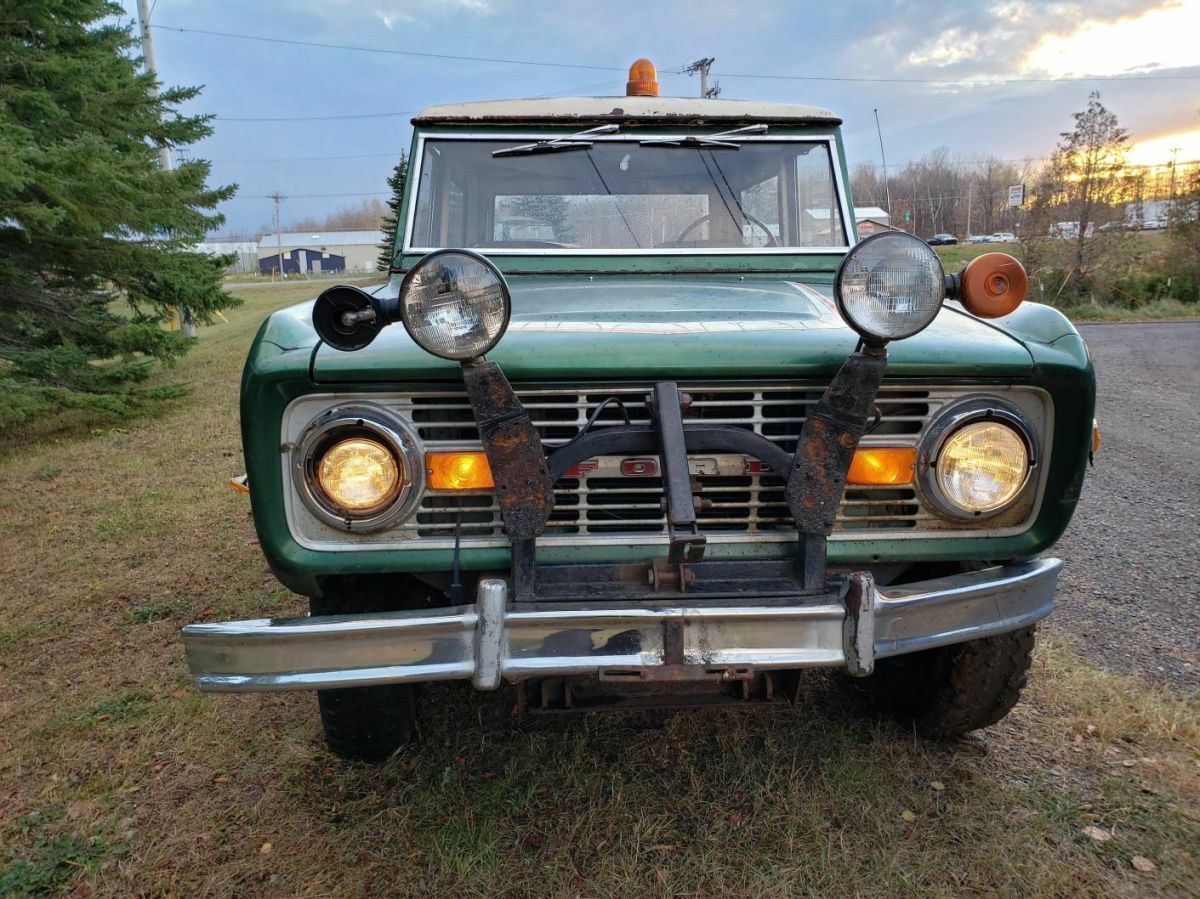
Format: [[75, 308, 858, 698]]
[[184, 63, 1097, 761]]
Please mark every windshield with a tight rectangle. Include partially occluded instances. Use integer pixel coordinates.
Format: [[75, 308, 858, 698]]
[[407, 138, 848, 252]]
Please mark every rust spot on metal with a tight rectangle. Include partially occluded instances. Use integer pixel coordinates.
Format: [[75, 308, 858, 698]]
[[786, 350, 888, 535], [460, 359, 555, 541]]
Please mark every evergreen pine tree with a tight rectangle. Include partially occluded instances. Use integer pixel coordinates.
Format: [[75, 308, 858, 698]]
[[377, 153, 409, 271], [0, 1, 237, 429]]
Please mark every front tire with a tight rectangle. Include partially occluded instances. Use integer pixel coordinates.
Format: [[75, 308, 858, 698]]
[[310, 576, 434, 761], [861, 626, 1036, 738]]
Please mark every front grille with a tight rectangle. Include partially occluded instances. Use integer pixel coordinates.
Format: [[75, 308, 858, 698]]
[[386, 384, 944, 542]]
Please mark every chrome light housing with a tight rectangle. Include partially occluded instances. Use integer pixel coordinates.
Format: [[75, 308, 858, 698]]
[[292, 404, 423, 532], [835, 231, 946, 343], [919, 400, 1037, 519], [400, 249, 511, 360]]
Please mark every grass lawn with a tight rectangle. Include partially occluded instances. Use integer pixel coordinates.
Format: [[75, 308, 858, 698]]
[[1, 283, 1198, 896]]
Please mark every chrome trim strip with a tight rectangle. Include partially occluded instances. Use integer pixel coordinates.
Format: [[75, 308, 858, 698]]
[[401, 132, 854, 256], [182, 559, 1061, 692]]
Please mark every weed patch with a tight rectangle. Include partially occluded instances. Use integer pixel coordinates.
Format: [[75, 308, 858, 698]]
[[0, 809, 114, 898]]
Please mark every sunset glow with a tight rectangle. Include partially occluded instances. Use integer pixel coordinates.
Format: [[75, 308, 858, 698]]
[[1023, 2, 1200, 77], [1128, 129, 1200, 168]]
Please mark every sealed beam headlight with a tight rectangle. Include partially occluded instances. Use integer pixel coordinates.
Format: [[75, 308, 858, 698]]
[[835, 231, 946, 343], [317, 438, 399, 512], [400, 249, 511, 361], [293, 405, 423, 531], [923, 406, 1036, 518]]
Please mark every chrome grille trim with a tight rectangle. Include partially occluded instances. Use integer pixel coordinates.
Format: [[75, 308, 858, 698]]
[[282, 384, 1050, 551]]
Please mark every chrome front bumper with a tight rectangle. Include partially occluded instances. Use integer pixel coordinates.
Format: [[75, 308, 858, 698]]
[[182, 559, 1061, 692]]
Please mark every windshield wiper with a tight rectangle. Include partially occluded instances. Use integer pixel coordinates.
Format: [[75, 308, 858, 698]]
[[640, 124, 768, 149], [492, 124, 620, 157]]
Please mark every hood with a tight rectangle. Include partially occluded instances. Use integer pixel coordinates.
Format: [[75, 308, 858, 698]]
[[310, 275, 1034, 383]]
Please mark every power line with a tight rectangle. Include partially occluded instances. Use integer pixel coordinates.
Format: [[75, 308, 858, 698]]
[[217, 109, 421, 122], [153, 24, 632, 72], [155, 23, 1200, 86], [714, 68, 1200, 85], [248, 191, 391, 199]]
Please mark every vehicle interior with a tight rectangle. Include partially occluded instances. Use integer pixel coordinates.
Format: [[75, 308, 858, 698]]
[[409, 138, 848, 251]]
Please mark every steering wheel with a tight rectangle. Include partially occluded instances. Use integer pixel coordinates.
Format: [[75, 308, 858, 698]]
[[672, 211, 779, 247]]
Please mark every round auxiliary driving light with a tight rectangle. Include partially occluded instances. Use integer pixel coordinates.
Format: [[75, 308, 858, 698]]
[[835, 231, 946, 343], [400, 250, 511, 361]]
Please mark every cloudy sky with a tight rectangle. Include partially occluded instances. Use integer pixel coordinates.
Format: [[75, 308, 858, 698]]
[[117, 0, 1200, 235]]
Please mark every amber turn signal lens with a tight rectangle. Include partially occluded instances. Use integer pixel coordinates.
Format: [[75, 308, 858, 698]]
[[626, 58, 659, 96], [959, 252, 1028, 319], [427, 452, 494, 490], [847, 446, 917, 486]]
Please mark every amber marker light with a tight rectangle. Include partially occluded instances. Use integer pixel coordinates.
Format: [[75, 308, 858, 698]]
[[958, 252, 1028, 319], [847, 446, 917, 486], [427, 452, 495, 491], [626, 58, 659, 96]]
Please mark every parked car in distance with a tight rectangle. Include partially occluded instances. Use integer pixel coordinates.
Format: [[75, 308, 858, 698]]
[[1097, 221, 1128, 233], [1141, 219, 1164, 230], [966, 234, 993, 244], [1049, 221, 1095, 239], [990, 232, 1017, 243], [181, 59, 1097, 763], [926, 233, 957, 245]]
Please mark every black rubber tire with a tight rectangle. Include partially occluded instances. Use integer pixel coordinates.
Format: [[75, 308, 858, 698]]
[[861, 626, 1036, 738], [310, 576, 432, 761]]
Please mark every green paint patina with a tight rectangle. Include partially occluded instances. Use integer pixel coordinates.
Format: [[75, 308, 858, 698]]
[[237, 113, 1096, 597]]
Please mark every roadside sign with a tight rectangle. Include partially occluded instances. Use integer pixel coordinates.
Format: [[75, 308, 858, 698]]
[[1008, 184, 1025, 207]]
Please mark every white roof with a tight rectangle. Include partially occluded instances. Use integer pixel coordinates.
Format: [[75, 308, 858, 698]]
[[259, 230, 384, 247], [854, 206, 889, 220], [414, 96, 839, 125], [806, 207, 890, 222]]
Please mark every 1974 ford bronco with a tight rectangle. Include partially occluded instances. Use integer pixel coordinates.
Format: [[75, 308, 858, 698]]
[[184, 61, 1098, 760]]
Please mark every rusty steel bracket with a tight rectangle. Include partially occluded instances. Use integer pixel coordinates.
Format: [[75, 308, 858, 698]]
[[785, 347, 888, 534], [460, 359, 555, 542], [650, 382, 707, 565]]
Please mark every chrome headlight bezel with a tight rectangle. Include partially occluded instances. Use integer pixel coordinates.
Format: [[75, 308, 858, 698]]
[[291, 403, 424, 532], [835, 231, 947, 343], [917, 398, 1039, 520], [399, 249, 512, 361]]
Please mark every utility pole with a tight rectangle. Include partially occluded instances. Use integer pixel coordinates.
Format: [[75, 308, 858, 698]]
[[137, 0, 195, 336], [1168, 145, 1181, 206], [685, 58, 719, 98], [873, 109, 893, 227], [270, 193, 288, 280], [966, 181, 973, 237]]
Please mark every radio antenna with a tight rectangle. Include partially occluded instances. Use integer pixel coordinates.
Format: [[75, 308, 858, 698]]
[[873, 108, 893, 223]]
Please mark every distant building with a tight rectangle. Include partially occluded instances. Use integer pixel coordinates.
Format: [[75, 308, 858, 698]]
[[258, 247, 347, 276], [195, 240, 258, 274], [805, 206, 893, 241], [257, 230, 383, 274]]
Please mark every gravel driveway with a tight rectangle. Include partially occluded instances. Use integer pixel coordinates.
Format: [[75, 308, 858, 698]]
[[1051, 321, 1200, 693]]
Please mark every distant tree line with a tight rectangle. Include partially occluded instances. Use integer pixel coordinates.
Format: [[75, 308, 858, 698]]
[[851, 92, 1195, 244]]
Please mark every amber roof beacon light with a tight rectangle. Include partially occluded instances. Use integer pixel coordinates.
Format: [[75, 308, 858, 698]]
[[627, 59, 659, 96]]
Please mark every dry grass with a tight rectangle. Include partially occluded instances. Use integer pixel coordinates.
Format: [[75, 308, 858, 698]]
[[1, 283, 1198, 897]]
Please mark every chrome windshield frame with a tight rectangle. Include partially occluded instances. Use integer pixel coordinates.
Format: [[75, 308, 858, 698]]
[[401, 130, 855, 257]]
